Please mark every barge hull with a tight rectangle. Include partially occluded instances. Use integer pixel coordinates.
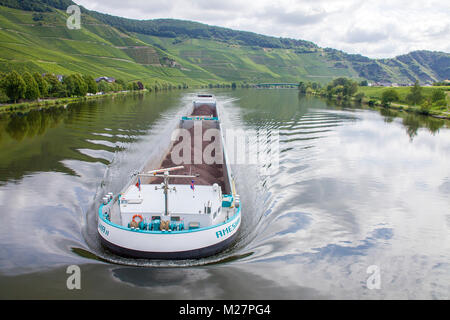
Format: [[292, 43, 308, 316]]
[[100, 231, 238, 259]]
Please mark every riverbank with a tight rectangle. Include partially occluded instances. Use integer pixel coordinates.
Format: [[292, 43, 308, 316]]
[[310, 88, 450, 120], [0, 90, 149, 114], [361, 99, 450, 120], [357, 86, 450, 120]]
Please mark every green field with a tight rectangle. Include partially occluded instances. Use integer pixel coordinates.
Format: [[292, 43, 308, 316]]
[[358, 86, 450, 104], [354, 86, 450, 118]]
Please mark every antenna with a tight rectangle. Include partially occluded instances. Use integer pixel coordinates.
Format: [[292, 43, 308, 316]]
[[146, 166, 185, 175], [138, 166, 199, 217]]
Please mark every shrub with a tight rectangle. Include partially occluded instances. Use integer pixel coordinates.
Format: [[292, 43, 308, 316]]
[[431, 89, 446, 103], [419, 99, 432, 115], [354, 92, 365, 103], [433, 99, 447, 108], [381, 89, 399, 106]]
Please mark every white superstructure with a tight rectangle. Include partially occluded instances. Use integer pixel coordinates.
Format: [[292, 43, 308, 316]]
[[193, 94, 217, 108]]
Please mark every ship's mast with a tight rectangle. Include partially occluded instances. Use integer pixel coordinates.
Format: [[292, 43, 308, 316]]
[[138, 166, 198, 218]]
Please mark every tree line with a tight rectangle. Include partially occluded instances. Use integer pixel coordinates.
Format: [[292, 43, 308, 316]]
[[379, 81, 448, 114], [0, 70, 163, 104], [299, 77, 448, 115], [0, 0, 73, 12], [299, 78, 359, 100], [87, 12, 317, 50]]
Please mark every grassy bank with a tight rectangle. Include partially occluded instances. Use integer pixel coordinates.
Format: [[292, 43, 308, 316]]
[[307, 83, 450, 120], [0, 89, 147, 114], [357, 86, 450, 103], [356, 86, 450, 119]]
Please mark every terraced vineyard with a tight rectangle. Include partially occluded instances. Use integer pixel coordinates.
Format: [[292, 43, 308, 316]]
[[0, 2, 448, 86], [0, 6, 215, 86]]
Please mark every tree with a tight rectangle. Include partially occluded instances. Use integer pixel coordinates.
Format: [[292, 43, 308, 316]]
[[419, 98, 432, 115], [431, 89, 446, 103], [4, 71, 26, 103], [345, 81, 358, 96], [354, 92, 365, 103], [98, 80, 111, 93], [63, 74, 77, 97], [406, 80, 423, 105], [311, 82, 321, 90], [298, 81, 307, 93], [75, 74, 88, 96], [359, 80, 368, 87], [115, 79, 126, 91], [83, 75, 98, 94], [381, 89, 399, 106], [32, 72, 48, 97], [325, 77, 358, 98], [333, 85, 345, 98], [64, 74, 88, 97], [44, 73, 65, 97], [0, 72, 8, 103], [22, 71, 40, 100]]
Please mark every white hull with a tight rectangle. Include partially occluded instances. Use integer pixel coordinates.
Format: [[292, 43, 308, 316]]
[[97, 94, 241, 259], [98, 205, 240, 259]]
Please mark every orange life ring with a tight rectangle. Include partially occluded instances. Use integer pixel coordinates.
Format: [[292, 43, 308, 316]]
[[132, 214, 143, 224]]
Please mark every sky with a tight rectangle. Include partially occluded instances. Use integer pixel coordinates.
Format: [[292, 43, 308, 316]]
[[74, 0, 450, 59]]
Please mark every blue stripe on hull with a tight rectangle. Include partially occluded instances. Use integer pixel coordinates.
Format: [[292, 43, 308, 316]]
[[100, 232, 239, 260]]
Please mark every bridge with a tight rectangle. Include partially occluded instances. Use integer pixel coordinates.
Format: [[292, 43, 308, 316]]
[[255, 83, 299, 88]]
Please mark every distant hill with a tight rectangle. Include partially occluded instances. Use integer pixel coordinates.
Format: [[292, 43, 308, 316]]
[[0, 0, 448, 85]]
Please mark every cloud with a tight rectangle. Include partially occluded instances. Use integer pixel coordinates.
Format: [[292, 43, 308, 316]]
[[257, 5, 328, 27], [73, 0, 450, 58], [344, 28, 389, 44]]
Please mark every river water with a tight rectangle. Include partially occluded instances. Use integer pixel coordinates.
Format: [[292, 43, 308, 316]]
[[0, 89, 449, 299]]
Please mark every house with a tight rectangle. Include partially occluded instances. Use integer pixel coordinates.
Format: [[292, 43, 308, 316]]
[[95, 76, 116, 83]]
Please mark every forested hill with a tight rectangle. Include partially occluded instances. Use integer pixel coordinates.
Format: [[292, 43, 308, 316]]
[[0, 0, 448, 85], [87, 15, 318, 50]]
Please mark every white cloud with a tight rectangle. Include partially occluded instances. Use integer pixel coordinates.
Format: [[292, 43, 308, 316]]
[[74, 0, 449, 58], [344, 28, 389, 44]]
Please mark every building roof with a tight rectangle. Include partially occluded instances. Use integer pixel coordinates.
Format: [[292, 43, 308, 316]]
[[95, 76, 116, 83]]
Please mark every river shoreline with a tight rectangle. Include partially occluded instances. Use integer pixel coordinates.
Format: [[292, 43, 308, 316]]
[[0, 89, 149, 114], [311, 92, 450, 120]]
